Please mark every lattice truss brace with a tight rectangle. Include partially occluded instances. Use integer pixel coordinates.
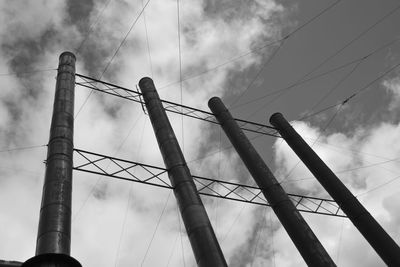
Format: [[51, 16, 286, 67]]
[[75, 74, 280, 137], [73, 148, 346, 217]]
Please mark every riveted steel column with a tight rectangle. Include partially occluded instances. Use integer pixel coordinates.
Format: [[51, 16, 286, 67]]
[[270, 112, 400, 266], [139, 78, 227, 267], [209, 97, 335, 267], [23, 52, 81, 267]]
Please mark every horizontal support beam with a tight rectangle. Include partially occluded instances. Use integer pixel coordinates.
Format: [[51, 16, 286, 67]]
[[73, 148, 346, 218], [75, 74, 279, 138]]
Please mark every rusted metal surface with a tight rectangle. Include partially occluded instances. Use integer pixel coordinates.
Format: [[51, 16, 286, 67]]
[[209, 97, 336, 267], [0, 260, 22, 267], [270, 112, 400, 266], [36, 51, 75, 255], [23, 253, 81, 267], [23, 52, 81, 267], [139, 78, 227, 267]]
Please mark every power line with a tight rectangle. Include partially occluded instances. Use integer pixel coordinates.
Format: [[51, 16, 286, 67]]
[[157, 39, 283, 91], [75, 71, 398, 166], [141, 191, 172, 266], [73, 0, 345, 127], [269, 211, 276, 267], [287, 0, 342, 38], [157, 0, 342, 91], [230, 35, 400, 111], [356, 175, 400, 198], [0, 69, 56, 77], [301, 59, 400, 121], [74, 73, 279, 138], [75, 0, 114, 54], [296, 2, 400, 84], [142, 0, 154, 78], [72, 114, 146, 221], [74, 0, 152, 120], [308, 140, 392, 161], [114, 184, 133, 267], [177, 205, 186, 267], [0, 144, 46, 153], [228, 39, 285, 108], [283, 156, 400, 184], [73, 44, 397, 209], [250, 207, 268, 267], [116, 118, 148, 266], [236, 3, 400, 116], [190, 107, 394, 165], [176, 0, 184, 152], [222, 203, 247, 242], [278, 103, 344, 183], [99, 0, 151, 79], [299, 60, 363, 120], [231, 0, 342, 110], [336, 218, 345, 265], [166, 233, 180, 267]]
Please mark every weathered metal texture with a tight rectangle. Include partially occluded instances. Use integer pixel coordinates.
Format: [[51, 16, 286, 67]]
[[209, 97, 336, 267], [36, 52, 75, 255], [270, 112, 400, 266], [0, 260, 23, 267], [139, 78, 227, 267], [22, 254, 81, 267]]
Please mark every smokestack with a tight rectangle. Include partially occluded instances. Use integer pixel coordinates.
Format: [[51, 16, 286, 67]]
[[0, 260, 22, 267], [270, 112, 400, 266], [208, 97, 336, 267], [23, 52, 81, 267], [139, 78, 227, 267]]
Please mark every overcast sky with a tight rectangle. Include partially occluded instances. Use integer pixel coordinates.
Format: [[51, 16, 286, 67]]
[[1, 0, 400, 266]]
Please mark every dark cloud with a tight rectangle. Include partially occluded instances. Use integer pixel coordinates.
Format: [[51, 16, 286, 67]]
[[93, 181, 108, 200], [2, 99, 22, 125], [0, 27, 58, 145], [65, 0, 96, 32], [77, 40, 113, 76], [64, 0, 120, 78], [2, 27, 56, 76]]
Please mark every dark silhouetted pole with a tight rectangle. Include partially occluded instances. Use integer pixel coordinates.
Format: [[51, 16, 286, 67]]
[[270, 112, 400, 266], [23, 52, 81, 267], [139, 78, 227, 267], [209, 97, 336, 267]]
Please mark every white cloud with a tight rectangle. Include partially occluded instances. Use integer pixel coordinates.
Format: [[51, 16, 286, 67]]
[[383, 75, 400, 110]]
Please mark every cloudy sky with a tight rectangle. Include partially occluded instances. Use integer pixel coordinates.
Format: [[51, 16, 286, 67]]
[[1, 0, 400, 266]]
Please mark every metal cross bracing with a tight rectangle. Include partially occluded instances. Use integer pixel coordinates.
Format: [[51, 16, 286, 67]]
[[75, 73, 280, 137], [73, 148, 346, 218]]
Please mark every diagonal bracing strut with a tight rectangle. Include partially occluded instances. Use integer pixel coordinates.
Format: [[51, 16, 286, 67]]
[[75, 74, 280, 137], [73, 148, 346, 218]]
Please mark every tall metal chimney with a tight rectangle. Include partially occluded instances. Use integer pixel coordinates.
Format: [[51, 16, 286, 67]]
[[270, 112, 400, 266], [23, 52, 81, 267], [139, 78, 227, 267], [208, 97, 336, 267]]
